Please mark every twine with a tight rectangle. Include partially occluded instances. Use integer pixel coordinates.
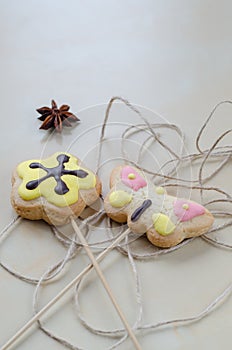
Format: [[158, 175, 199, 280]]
[[0, 97, 232, 349]]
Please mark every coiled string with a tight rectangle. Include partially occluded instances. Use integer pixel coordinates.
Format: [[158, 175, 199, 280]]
[[0, 97, 232, 349]]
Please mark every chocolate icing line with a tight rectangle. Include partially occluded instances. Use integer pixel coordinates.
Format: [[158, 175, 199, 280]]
[[131, 199, 152, 222]]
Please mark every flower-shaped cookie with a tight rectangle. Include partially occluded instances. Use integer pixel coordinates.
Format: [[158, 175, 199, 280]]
[[104, 165, 214, 248], [11, 152, 101, 226]]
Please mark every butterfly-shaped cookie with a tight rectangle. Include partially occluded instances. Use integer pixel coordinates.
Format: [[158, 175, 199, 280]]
[[104, 165, 214, 248]]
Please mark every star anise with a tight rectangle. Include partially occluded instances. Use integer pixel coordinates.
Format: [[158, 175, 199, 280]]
[[37, 100, 80, 133]]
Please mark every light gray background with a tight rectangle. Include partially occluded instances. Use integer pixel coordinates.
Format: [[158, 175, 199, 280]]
[[0, 1, 232, 349]]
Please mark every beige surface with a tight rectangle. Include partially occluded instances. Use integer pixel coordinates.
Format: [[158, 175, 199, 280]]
[[0, 1, 232, 349]]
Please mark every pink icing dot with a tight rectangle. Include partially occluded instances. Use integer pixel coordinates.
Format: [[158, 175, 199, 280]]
[[121, 166, 147, 191], [174, 199, 205, 222]]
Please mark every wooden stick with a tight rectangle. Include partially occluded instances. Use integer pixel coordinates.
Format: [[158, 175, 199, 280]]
[[71, 219, 142, 350], [0, 226, 134, 350]]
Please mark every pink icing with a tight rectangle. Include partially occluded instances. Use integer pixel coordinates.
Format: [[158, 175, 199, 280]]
[[174, 199, 205, 222], [121, 166, 147, 191]]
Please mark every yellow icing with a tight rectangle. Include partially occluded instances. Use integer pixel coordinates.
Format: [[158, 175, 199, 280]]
[[152, 213, 175, 236], [128, 173, 136, 179], [109, 190, 132, 208], [182, 203, 189, 210], [17, 152, 96, 207], [155, 186, 165, 195]]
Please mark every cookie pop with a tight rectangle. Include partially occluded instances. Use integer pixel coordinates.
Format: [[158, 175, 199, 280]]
[[11, 152, 101, 226], [4, 152, 141, 350], [104, 165, 214, 248]]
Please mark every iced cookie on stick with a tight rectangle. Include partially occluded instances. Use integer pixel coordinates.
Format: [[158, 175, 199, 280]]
[[11, 152, 102, 226], [7, 153, 142, 350], [104, 165, 214, 248]]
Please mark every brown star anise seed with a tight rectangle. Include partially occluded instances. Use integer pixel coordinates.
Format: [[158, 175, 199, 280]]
[[37, 100, 80, 133]]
